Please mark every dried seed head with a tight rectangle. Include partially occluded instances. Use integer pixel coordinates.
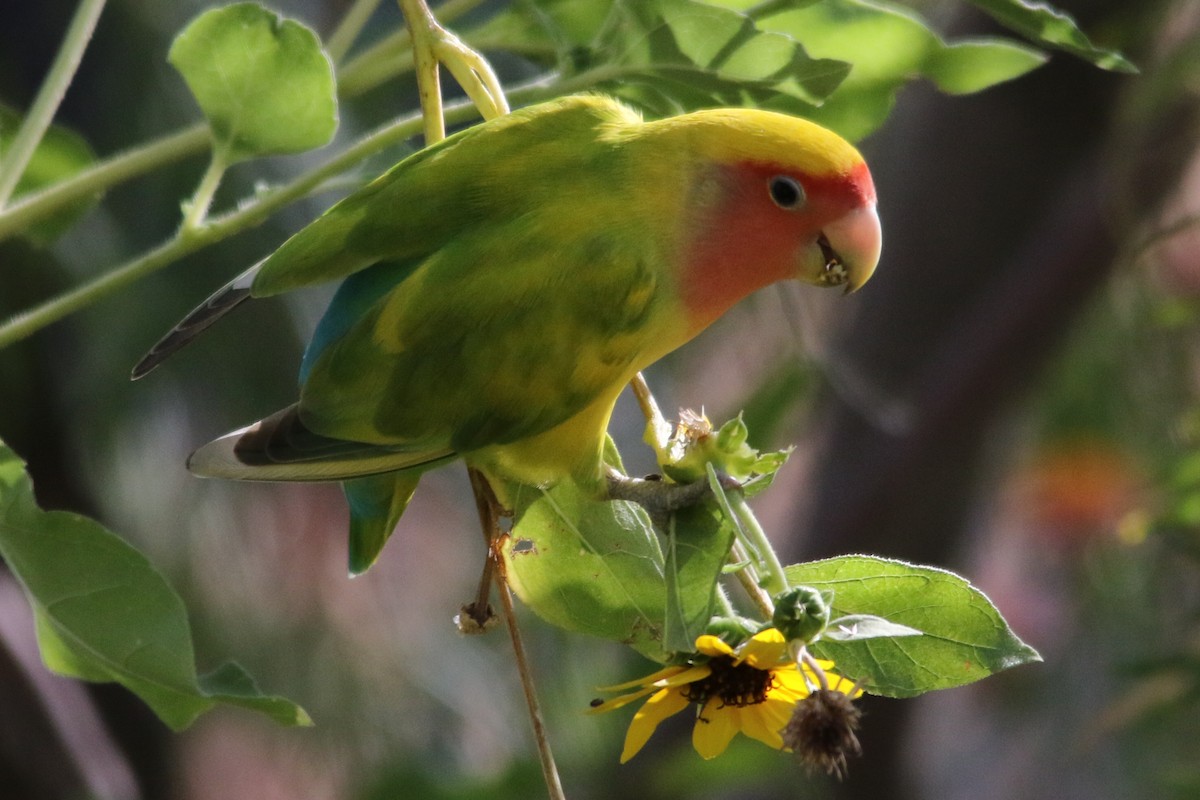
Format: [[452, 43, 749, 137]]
[[783, 689, 862, 779]]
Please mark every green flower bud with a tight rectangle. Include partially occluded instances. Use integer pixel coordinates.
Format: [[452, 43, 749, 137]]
[[772, 586, 831, 643]]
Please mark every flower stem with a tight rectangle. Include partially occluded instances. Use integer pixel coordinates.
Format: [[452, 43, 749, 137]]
[[729, 540, 775, 618], [729, 493, 789, 597], [0, 0, 108, 208]]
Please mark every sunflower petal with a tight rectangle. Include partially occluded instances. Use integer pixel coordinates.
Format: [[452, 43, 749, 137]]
[[588, 684, 661, 714], [738, 698, 791, 751], [695, 635, 735, 657], [620, 688, 690, 763], [596, 665, 686, 693], [740, 628, 789, 668], [693, 697, 739, 759]]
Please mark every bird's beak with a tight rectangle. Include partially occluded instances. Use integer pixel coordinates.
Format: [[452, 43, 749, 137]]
[[817, 203, 882, 294]]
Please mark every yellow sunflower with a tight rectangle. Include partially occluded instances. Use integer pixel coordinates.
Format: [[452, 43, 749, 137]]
[[591, 628, 861, 762]]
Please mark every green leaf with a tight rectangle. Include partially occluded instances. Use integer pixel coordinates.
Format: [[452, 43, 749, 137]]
[[0, 441, 310, 730], [168, 2, 337, 163], [786, 556, 1040, 697], [752, 0, 1049, 139], [923, 39, 1048, 95], [503, 478, 670, 661], [475, 0, 850, 116], [662, 502, 736, 653], [0, 105, 97, 244], [964, 0, 1136, 73], [606, 0, 851, 114]]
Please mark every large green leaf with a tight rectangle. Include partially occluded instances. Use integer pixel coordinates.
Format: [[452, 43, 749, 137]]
[[964, 0, 1135, 73], [168, 2, 337, 163], [786, 556, 1040, 697], [0, 105, 96, 244], [503, 477, 670, 661], [0, 441, 310, 730]]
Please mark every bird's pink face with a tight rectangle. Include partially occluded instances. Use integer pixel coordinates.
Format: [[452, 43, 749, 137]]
[[680, 158, 881, 329]]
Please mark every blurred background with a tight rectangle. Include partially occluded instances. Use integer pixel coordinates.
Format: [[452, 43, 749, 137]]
[[2, 0, 1200, 798]]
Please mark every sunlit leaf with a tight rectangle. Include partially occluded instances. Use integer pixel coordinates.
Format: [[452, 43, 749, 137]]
[[0, 105, 96, 244], [503, 477, 670, 661], [168, 2, 337, 163], [786, 555, 1040, 697], [0, 441, 310, 730]]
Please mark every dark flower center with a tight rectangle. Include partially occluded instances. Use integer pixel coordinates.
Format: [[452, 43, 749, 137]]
[[683, 656, 772, 708]]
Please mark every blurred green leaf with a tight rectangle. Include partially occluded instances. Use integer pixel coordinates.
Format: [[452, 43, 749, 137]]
[[503, 477, 669, 661], [753, 0, 1048, 139], [924, 39, 1047, 95], [0, 441, 311, 730], [0, 105, 96, 244], [964, 0, 1136, 73], [786, 555, 1040, 697], [168, 2, 337, 163]]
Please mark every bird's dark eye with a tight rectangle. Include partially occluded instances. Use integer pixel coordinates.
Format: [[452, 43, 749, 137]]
[[768, 175, 805, 209]]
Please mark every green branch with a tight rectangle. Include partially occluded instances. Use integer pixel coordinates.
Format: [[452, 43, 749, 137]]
[[0, 103, 433, 347], [0, 0, 108, 207], [0, 124, 210, 243]]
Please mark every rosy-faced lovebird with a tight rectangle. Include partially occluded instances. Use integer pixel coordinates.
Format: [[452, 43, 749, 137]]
[[134, 94, 881, 574]]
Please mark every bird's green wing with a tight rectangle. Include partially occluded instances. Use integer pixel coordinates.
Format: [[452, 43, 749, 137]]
[[298, 216, 666, 465], [251, 95, 643, 298]]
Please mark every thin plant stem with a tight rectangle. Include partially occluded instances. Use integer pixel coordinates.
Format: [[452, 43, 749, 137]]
[[326, 0, 385, 64], [463, 470, 563, 796], [729, 493, 788, 597], [494, 555, 567, 800], [714, 581, 737, 619], [729, 540, 774, 618], [0, 124, 210, 244], [337, 35, 415, 97], [800, 649, 831, 691], [0, 0, 108, 207], [180, 153, 227, 232]]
